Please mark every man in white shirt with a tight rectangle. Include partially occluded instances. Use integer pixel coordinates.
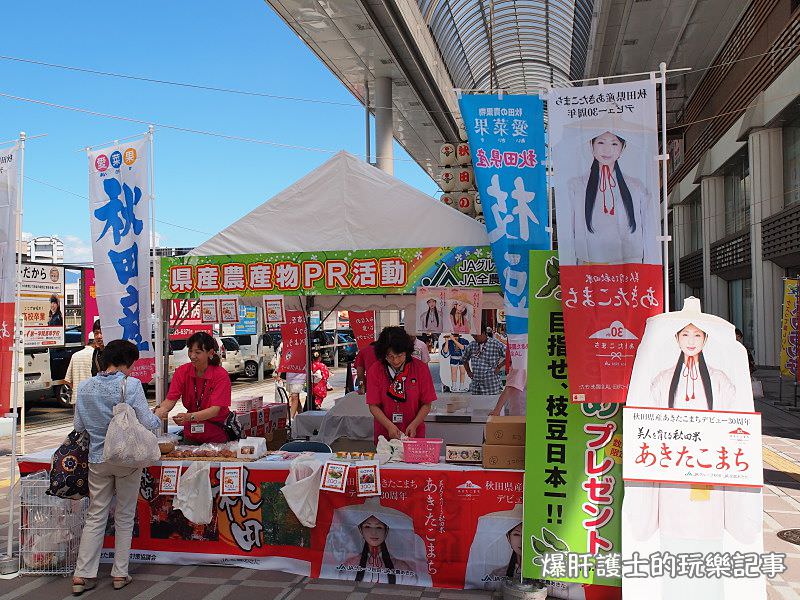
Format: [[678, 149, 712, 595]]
[[65, 321, 104, 399]]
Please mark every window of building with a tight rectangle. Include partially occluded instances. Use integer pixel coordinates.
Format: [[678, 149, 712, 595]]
[[728, 278, 753, 349], [684, 191, 703, 253], [784, 113, 800, 207], [723, 149, 751, 235]]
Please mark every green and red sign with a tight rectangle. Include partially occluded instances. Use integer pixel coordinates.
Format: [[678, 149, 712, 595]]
[[523, 251, 622, 587], [160, 247, 498, 299]]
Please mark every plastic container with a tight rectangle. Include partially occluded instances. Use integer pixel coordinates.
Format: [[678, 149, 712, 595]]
[[402, 438, 443, 463]]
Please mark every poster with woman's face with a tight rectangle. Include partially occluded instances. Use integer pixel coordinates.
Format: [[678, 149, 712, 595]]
[[415, 287, 446, 334], [621, 298, 765, 600], [445, 288, 482, 335], [320, 498, 432, 587], [549, 80, 661, 267]]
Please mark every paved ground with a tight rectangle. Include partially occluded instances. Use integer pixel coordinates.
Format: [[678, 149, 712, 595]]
[[0, 366, 797, 599]]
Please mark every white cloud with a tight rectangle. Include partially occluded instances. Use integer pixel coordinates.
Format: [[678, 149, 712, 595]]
[[61, 235, 94, 264]]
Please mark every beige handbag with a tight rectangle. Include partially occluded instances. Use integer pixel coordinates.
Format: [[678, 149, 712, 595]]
[[103, 377, 161, 467]]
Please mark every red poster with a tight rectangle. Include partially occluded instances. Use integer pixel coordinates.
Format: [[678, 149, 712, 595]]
[[279, 311, 307, 373], [560, 264, 663, 403], [84, 269, 99, 345], [349, 311, 375, 350], [0, 302, 14, 414], [169, 299, 213, 340]]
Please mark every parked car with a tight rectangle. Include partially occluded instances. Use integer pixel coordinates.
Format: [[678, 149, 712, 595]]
[[26, 325, 85, 408], [227, 334, 276, 378], [309, 330, 358, 366], [168, 335, 245, 380]]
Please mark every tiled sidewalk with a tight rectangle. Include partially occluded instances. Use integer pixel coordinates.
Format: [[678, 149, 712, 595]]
[[0, 370, 798, 599]]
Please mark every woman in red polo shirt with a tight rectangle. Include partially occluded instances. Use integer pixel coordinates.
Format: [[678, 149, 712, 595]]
[[155, 332, 231, 444], [366, 327, 436, 443]]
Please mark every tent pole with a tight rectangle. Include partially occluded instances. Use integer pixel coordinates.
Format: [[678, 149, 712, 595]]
[[305, 296, 315, 412]]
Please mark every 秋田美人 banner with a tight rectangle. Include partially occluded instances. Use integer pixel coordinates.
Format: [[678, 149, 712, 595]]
[[549, 80, 664, 403], [458, 94, 550, 374], [88, 137, 154, 383]]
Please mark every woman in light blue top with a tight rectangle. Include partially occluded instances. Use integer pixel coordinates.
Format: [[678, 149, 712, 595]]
[[72, 340, 160, 595]]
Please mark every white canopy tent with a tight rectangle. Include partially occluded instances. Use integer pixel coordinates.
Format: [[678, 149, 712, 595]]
[[187, 151, 502, 314]]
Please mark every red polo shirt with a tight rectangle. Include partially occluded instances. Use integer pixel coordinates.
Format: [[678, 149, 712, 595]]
[[166, 363, 231, 443], [365, 357, 436, 443]]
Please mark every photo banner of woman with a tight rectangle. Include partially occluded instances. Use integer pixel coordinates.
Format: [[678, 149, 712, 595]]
[[459, 94, 550, 374], [349, 311, 375, 350], [0, 143, 18, 414], [523, 251, 622, 595], [548, 80, 664, 404], [279, 310, 308, 373], [20, 263, 65, 347], [416, 287, 446, 334], [88, 136, 154, 382], [778, 278, 799, 379], [621, 297, 765, 600]]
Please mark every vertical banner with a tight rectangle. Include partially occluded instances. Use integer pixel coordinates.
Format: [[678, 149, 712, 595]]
[[349, 311, 375, 350], [523, 251, 622, 593], [88, 138, 153, 382], [549, 80, 664, 403], [0, 145, 18, 414], [84, 268, 99, 344], [621, 298, 764, 600], [279, 310, 307, 373], [459, 94, 550, 372], [779, 278, 799, 379]]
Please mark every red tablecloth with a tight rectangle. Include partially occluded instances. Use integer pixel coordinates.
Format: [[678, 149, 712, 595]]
[[20, 452, 618, 598]]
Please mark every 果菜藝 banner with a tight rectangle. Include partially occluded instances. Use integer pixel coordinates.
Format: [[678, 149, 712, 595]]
[[779, 278, 799, 379], [458, 94, 550, 371], [621, 298, 765, 600], [160, 247, 498, 299], [523, 250, 622, 591], [88, 137, 154, 382], [0, 144, 18, 414], [549, 80, 663, 403]]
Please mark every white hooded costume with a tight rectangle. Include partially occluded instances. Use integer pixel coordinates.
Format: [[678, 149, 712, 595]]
[[622, 298, 764, 600], [554, 116, 661, 266], [320, 498, 431, 587]]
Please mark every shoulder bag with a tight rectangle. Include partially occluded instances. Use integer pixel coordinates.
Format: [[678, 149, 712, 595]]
[[103, 376, 161, 467], [46, 429, 90, 499]]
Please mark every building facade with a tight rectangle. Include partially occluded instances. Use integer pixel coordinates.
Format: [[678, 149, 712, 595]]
[[27, 235, 64, 264], [669, 0, 800, 367]]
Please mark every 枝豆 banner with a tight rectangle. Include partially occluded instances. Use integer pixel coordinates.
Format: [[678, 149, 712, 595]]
[[0, 144, 18, 414], [160, 246, 499, 298], [523, 251, 622, 591], [549, 80, 664, 403], [88, 137, 154, 382], [458, 94, 550, 372], [779, 278, 799, 379]]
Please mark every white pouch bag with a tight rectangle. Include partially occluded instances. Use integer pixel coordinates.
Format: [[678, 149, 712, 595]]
[[751, 377, 764, 399], [376, 435, 405, 464], [280, 454, 323, 527], [173, 461, 213, 525], [103, 377, 161, 468]]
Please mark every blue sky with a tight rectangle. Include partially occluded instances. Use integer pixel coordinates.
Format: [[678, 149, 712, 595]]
[[0, 2, 436, 263]]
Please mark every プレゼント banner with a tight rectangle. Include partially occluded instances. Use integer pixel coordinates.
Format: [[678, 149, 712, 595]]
[[549, 80, 663, 403]]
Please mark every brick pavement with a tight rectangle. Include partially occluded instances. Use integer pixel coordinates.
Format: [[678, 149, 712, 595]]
[[0, 369, 797, 598]]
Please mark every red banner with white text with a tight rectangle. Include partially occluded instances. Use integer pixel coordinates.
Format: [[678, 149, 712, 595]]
[[279, 311, 307, 373], [349, 311, 375, 350], [0, 144, 18, 414]]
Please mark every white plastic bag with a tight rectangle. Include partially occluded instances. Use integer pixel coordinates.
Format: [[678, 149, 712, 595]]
[[751, 377, 764, 399], [103, 378, 160, 467], [280, 454, 323, 527], [376, 435, 405, 464], [173, 461, 213, 525]]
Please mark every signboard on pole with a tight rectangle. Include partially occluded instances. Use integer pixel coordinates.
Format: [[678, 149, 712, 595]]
[[88, 137, 153, 382], [523, 251, 622, 589], [279, 311, 307, 374], [20, 263, 65, 348], [459, 94, 550, 372], [0, 144, 18, 414], [779, 278, 799, 379], [349, 311, 375, 349], [549, 80, 663, 404]]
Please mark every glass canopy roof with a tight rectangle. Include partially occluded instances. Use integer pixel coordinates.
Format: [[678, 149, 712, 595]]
[[416, 0, 593, 94]]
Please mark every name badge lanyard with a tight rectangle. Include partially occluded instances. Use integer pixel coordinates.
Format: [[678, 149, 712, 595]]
[[387, 364, 407, 424], [191, 377, 209, 433]]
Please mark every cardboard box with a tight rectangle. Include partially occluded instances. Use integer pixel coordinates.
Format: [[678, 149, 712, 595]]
[[482, 444, 525, 470], [484, 416, 526, 446], [445, 445, 483, 463]]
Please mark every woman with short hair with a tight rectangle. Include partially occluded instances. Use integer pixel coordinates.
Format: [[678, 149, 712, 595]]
[[72, 339, 161, 594]]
